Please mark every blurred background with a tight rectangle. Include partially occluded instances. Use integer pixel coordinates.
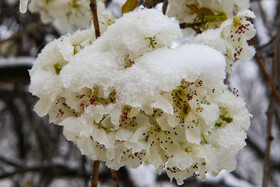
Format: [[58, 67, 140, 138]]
[[0, 0, 279, 186]]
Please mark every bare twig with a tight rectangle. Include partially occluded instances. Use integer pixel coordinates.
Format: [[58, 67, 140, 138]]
[[0, 164, 90, 179], [144, 0, 163, 8], [90, 0, 100, 39], [0, 155, 22, 168], [81, 156, 88, 187], [110, 169, 119, 187], [262, 30, 279, 187], [262, 97, 275, 187], [162, 0, 168, 15], [249, 40, 280, 104], [7, 96, 26, 159], [144, 0, 152, 7], [257, 36, 276, 50], [179, 22, 189, 29], [90, 160, 100, 187], [0, 23, 45, 45], [246, 137, 280, 174], [275, 110, 280, 130], [116, 167, 136, 187]]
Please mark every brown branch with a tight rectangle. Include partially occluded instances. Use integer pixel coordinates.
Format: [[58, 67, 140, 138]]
[[144, 0, 152, 8], [162, 0, 168, 15], [262, 97, 275, 187], [0, 65, 31, 84], [90, 160, 100, 187], [0, 23, 45, 45], [262, 28, 279, 187], [179, 22, 189, 29], [144, 0, 163, 8], [0, 155, 22, 168], [110, 169, 119, 187], [249, 40, 280, 105], [275, 110, 280, 130], [7, 95, 26, 159], [115, 167, 136, 187], [81, 156, 88, 187], [90, 0, 100, 39], [246, 137, 264, 159]]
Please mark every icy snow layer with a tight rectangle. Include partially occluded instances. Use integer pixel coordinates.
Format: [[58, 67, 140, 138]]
[[29, 9, 251, 185], [20, 0, 113, 32]]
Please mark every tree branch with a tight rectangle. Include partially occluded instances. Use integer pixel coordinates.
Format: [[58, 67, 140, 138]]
[[0, 23, 45, 45], [162, 0, 168, 15], [90, 160, 100, 187], [262, 97, 275, 187], [90, 0, 100, 39], [144, 0, 163, 8], [262, 29, 279, 187], [0, 164, 90, 179], [81, 156, 88, 187], [110, 169, 119, 187], [249, 40, 280, 105], [0, 155, 22, 168]]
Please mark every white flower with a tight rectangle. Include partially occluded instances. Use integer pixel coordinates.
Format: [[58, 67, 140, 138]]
[[29, 8, 251, 185], [168, 0, 250, 23], [19, 0, 113, 32], [167, 0, 256, 73], [194, 10, 256, 72], [29, 28, 96, 120]]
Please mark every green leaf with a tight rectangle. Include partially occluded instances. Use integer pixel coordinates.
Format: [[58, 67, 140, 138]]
[[148, 37, 156, 49], [122, 0, 139, 14], [215, 122, 222, 127], [54, 63, 62, 75], [199, 7, 214, 17], [73, 45, 78, 55], [186, 4, 200, 14], [185, 4, 227, 32], [201, 133, 208, 144], [219, 115, 233, 123]]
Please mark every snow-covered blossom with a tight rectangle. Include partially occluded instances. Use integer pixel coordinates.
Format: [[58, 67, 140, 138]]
[[29, 28, 96, 121], [168, 0, 250, 25], [194, 10, 256, 72], [168, 0, 255, 72], [19, 0, 113, 32], [29, 8, 251, 185]]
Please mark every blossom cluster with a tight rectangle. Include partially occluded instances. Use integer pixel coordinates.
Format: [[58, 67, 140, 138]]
[[24, 1, 255, 185], [168, 0, 250, 24], [20, 0, 113, 32], [169, 0, 256, 72], [28, 8, 253, 184]]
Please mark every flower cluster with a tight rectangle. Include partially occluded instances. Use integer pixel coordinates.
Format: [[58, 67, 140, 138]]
[[19, 0, 113, 32], [168, 0, 256, 72], [194, 10, 255, 72], [29, 8, 252, 185], [168, 0, 250, 24]]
